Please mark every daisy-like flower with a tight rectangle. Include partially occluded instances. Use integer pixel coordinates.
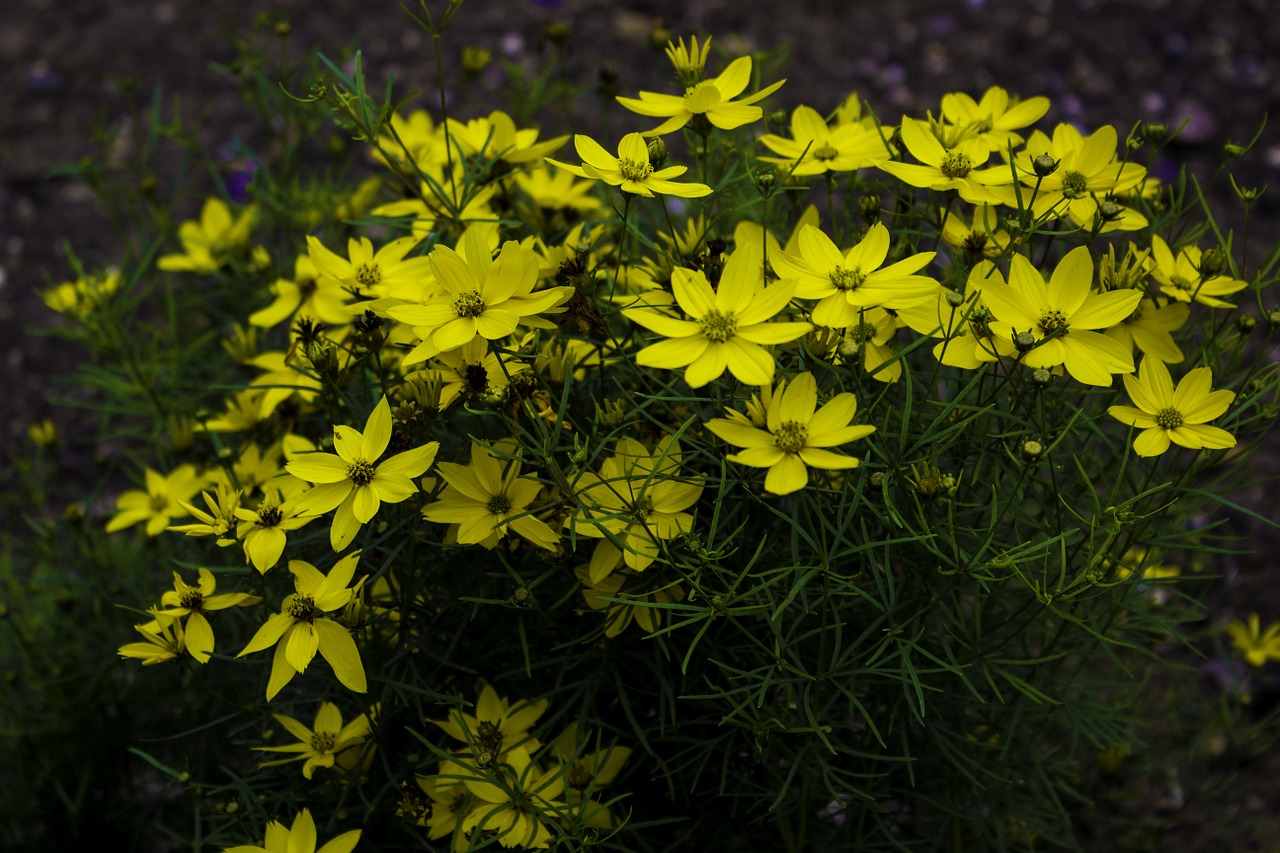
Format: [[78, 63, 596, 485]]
[[157, 197, 260, 274], [169, 484, 242, 546], [939, 86, 1051, 152], [549, 723, 632, 830], [387, 229, 572, 356], [569, 437, 704, 580], [1104, 297, 1189, 364], [249, 253, 353, 330], [878, 117, 1010, 205], [432, 681, 549, 766], [896, 261, 1012, 370], [153, 568, 260, 663], [512, 165, 602, 213], [42, 267, 120, 321], [772, 222, 938, 327], [1225, 614, 1280, 667], [940, 203, 1016, 261], [1148, 234, 1249, 308], [1107, 356, 1236, 457], [235, 486, 319, 573], [979, 246, 1141, 386], [256, 701, 375, 779], [705, 371, 875, 495], [287, 397, 439, 551], [624, 244, 812, 387], [237, 553, 367, 700], [306, 234, 431, 299], [452, 746, 566, 850], [617, 53, 784, 136], [118, 610, 188, 666], [223, 808, 360, 853], [546, 133, 712, 199], [832, 306, 902, 383], [422, 439, 559, 551], [445, 110, 568, 167], [106, 464, 207, 536], [759, 105, 890, 176]]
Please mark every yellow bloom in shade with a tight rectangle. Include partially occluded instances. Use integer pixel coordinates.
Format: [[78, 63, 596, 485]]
[[306, 234, 431, 299], [896, 261, 1010, 369], [1107, 356, 1236, 457], [237, 552, 367, 700], [939, 86, 1051, 151], [454, 746, 566, 849], [705, 372, 875, 495], [1148, 234, 1249, 308], [1104, 297, 1188, 364], [42, 267, 120, 320], [155, 568, 260, 663], [576, 564, 686, 638], [550, 723, 632, 829], [423, 439, 559, 551], [249, 253, 353, 330], [546, 133, 712, 198], [624, 244, 811, 387], [157, 197, 260, 274], [979, 247, 1141, 385], [432, 681, 549, 765], [759, 105, 890, 176], [877, 117, 1010, 204], [1225, 614, 1280, 667], [772, 222, 937, 327], [288, 396, 439, 551], [940, 203, 1015, 260], [106, 464, 206, 536], [445, 110, 568, 166], [118, 610, 188, 666], [617, 54, 784, 136], [234, 487, 319, 573], [255, 701, 375, 779], [223, 808, 360, 853]]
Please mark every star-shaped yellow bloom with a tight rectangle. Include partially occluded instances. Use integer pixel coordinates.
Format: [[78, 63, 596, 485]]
[[877, 117, 1010, 204], [154, 568, 260, 663], [223, 808, 360, 853], [617, 54, 784, 136], [255, 701, 375, 780], [546, 133, 712, 198], [1225, 614, 1280, 667], [1148, 234, 1249, 308], [1107, 356, 1236, 457], [759, 105, 890, 176]]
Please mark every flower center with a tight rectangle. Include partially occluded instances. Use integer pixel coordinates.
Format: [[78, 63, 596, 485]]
[[940, 151, 973, 178], [179, 589, 204, 610], [812, 144, 839, 161], [311, 731, 337, 752], [355, 263, 382, 287], [632, 495, 655, 520], [297, 276, 318, 300], [257, 505, 283, 527], [1155, 407, 1184, 429], [698, 308, 739, 343], [284, 592, 318, 622], [463, 362, 490, 394], [1038, 310, 1068, 335], [618, 157, 653, 182], [1061, 170, 1088, 199], [348, 459, 376, 486], [487, 494, 512, 515], [963, 231, 989, 253], [150, 493, 170, 513], [774, 420, 809, 454], [474, 720, 505, 767], [829, 265, 866, 292], [453, 290, 487, 318], [848, 321, 875, 345]]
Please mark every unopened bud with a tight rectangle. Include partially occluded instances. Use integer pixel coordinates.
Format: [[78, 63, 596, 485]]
[[1224, 141, 1247, 160], [859, 193, 882, 224], [1098, 200, 1122, 221], [542, 21, 569, 46], [1033, 154, 1059, 177], [1022, 439, 1044, 459], [461, 47, 493, 76], [1031, 367, 1054, 386], [1142, 122, 1168, 144], [1199, 246, 1227, 278], [1238, 313, 1257, 334], [1013, 331, 1037, 352], [646, 137, 667, 170]]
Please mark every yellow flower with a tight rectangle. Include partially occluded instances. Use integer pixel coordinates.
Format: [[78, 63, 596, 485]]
[[1225, 614, 1280, 667], [939, 86, 1050, 151], [833, 306, 902, 383], [939, 203, 1015, 260], [624, 243, 811, 387], [154, 568, 260, 663], [445, 110, 568, 166], [118, 610, 188, 666], [42, 267, 120, 320], [759, 105, 890, 176], [454, 746, 566, 849], [772, 222, 937, 326], [223, 808, 360, 853], [287, 397, 439, 551], [550, 723, 632, 829], [1148, 235, 1249, 308], [979, 246, 1141, 385], [169, 485, 242, 545], [546, 133, 712, 198], [431, 681, 549, 765], [237, 553, 367, 701], [576, 564, 685, 638], [569, 437, 704, 579], [877, 117, 1010, 204], [234, 487, 319, 573], [896, 261, 1010, 370], [27, 418, 57, 448], [512, 165, 602, 213], [255, 701, 375, 780], [157, 197, 259, 273], [617, 54, 784, 136], [306, 234, 431, 299], [1104, 297, 1189, 364], [249, 253, 353, 329], [705, 372, 875, 495], [423, 439, 559, 551], [1107, 356, 1236, 457], [106, 464, 207, 536]]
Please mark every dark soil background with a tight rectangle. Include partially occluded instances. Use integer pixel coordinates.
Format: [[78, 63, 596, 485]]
[[3, 0, 1280, 848]]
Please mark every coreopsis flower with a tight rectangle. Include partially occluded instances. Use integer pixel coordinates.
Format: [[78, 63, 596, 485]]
[[106, 464, 207, 536], [576, 564, 685, 639], [980, 247, 1141, 385], [255, 701, 375, 779], [1225, 614, 1280, 667], [422, 439, 559, 551], [237, 552, 367, 700], [1104, 297, 1189, 364], [452, 746, 566, 849], [154, 568, 260, 663], [387, 230, 572, 356], [832, 306, 901, 382], [306, 234, 431, 300], [199, 388, 266, 433], [624, 244, 812, 387], [431, 681, 549, 765], [705, 371, 875, 495], [413, 777, 474, 850], [157, 197, 259, 273], [234, 486, 319, 572], [223, 808, 360, 853], [758, 105, 890, 176], [546, 133, 712, 198], [896, 261, 1011, 369], [42, 267, 120, 320], [617, 53, 784, 136], [373, 108, 445, 175], [1107, 356, 1236, 457], [1148, 235, 1249, 308], [997, 124, 1148, 232], [550, 723, 632, 829], [877, 117, 1011, 204], [27, 418, 57, 448], [118, 610, 188, 666], [512, 165, 602, 213], [287, 396, 439, 551], [249, 253, 353, 329], [772, 222, 938, 327], [445, 110, 568, 166], [413, 338, 526, 407], [569, 437, 704, 579], [939, 203, 1015, 260], [169, 484, 242, 546], [939, 86, 1051, 151]]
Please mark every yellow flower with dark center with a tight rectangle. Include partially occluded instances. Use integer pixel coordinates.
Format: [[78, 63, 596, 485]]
[[1107, 356, 1236, 457], [546, 133, 712, 198], [222, 808, 360, 853], [249, 253, 353, 330], [287, 396, 439, 551], [1148, 235, 1249, 308], [255, 701, 375, 780], [154, 568, 260, 663], [445, 110, 568, 166], [897, 261, 1010, 370], [237, 552, 367, 701], [106, 464, 207, 537], [939, 86, 1050, 151], [759, 105, 890, 176], [1104, 297, 1189, 364], [157, 197, 259, 274], [431, 681, 549, 766], [118, 609, 188, 666], [234, 486, 319, 573], [878, 117, 1011, 204], [451, 746, 566, 850], [306, 234, 431, 298], [617, 54, 784, 136], [624, 243, 811, 387], [705, 371, 875, 495]]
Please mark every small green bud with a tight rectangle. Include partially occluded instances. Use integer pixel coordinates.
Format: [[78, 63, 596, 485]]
[[767, 108, 789, 126], [1224, 141, 1248, 160], [461, 46, 493, 76], [944, 290, 967, 308], [753, 166, 777, 196], [859, 193, 882, 224], [869, 472, 884, 487], [1142, 122, 1168, 144], [1022, 439, 1044, 459], [1126, 133, 1144, 153], [646, 136, 667, 170], [1032, 154, 1059, 177], [1097, 199, 1122, 221], [1238, 313, 1257, 334], [1031, 367, 1054, 386], [1199, 246, 1227, 278], [1013, 331, 1037, 352], [1268, 307, 1280, 327]]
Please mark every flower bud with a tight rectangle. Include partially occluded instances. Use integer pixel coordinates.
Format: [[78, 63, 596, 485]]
[[859, 193, 882, 224], [1238, 313, 1257, 334], [461, 46, 493, 76], [1013, 331, 1037, 352], [1097, 200, 1122, 222], [1141, 122, 1168, 145], [1031, 367, 1054, 386], [646, 136, 667, 170], [1032, 154, 1059, 177], [1199, 246, 1227, 278], [1021, 439, 1044, 459]]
